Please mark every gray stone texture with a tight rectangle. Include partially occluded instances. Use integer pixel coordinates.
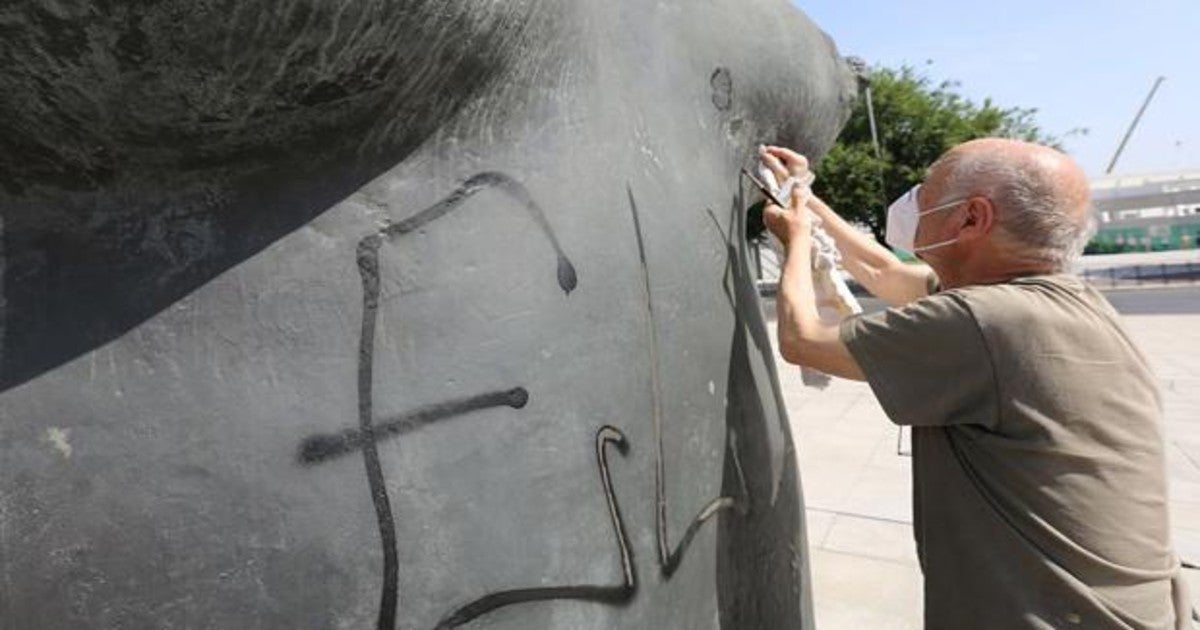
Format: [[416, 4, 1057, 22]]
[[0, 2, 856, 629]]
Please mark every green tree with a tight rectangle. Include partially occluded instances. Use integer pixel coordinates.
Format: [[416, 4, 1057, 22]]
[[813, 65, 1069, 244]]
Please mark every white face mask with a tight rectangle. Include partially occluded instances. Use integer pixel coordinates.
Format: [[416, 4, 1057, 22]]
[[885, 184, 966, 254]]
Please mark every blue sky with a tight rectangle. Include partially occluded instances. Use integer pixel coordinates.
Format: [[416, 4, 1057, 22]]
[[793, 0, 1199, 178]]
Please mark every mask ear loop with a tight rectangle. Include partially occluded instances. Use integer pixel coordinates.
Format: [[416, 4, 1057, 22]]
[[917, 197, 968, 217], [911, 236, 960, 253], [911, 199, 969, 253]]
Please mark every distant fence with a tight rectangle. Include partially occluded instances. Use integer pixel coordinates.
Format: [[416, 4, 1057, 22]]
[[754, 243, 1200, 294], [1080, 261, 1200, 288]]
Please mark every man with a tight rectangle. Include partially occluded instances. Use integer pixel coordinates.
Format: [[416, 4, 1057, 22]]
[[759, 139, 1191, 629]]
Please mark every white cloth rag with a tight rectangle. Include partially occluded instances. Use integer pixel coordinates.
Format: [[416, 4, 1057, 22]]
[[756, 165, 862, 388]]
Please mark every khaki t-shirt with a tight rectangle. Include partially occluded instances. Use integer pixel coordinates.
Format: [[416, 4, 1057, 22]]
[[840, 274, 1190, 630]]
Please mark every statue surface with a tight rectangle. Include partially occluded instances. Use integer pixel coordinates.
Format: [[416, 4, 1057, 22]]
[[0, 2, 856, 627]]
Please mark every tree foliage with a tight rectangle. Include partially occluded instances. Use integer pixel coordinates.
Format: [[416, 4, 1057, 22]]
[[812, 65, 1064, 242]]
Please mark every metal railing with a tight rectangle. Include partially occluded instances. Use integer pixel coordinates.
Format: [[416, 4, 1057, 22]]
[[757, 242, 1200, 293], [1080, 261, 1200, 288]]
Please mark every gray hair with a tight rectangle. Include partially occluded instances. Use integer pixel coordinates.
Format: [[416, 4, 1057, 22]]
[[933, 150, 1091, 271]]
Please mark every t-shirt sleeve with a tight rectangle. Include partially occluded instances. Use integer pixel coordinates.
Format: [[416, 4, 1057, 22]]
[[839, 292, 998, 428], [925, 269, 941, 295]]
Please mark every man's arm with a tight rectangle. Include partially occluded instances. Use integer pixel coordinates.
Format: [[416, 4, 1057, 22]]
[[760, 147, 933, 307], [806, 195, 935, 306], [760, 147, 865, 380], [774, 227, 865, 380]]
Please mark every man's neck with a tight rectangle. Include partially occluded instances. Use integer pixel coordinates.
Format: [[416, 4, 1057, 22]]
[[936, 254, 1059, 290]]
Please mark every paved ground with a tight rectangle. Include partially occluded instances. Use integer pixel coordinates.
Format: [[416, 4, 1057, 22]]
[[766, 286, 1200, 629]]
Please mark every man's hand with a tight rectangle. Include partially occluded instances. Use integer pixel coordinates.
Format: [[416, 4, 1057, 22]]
[[758, 145, 814, 246], [758, 144, 866, 381], [759, 146, 936, 306]]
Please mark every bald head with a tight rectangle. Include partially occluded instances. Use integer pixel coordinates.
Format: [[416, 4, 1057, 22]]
[[926, 138, 1093, 271]]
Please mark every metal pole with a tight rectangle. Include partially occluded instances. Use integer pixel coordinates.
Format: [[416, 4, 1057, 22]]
[[865, 85, 883, 162], [1106, 77, 1166, 175], [848, 57, 889, 220], [863, 83, 889, 219]]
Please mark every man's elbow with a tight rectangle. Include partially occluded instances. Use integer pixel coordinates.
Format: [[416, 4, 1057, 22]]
[[777, 318, 826, 366], [777, 334, 811, 367], [777, 328, 865, 381]]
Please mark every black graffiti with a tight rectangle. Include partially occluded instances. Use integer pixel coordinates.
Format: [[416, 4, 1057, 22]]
[[349, 172, 577, 630], [433, 425, 637, 629], [300, 171, 754, 630], [354, 229, 402, 630], [297, 387, 530, 464], [377, 171, 578, 294], [625, 186, 748, 578]]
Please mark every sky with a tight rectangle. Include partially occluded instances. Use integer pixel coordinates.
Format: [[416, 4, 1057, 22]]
[[792, 0, 1199, 179]]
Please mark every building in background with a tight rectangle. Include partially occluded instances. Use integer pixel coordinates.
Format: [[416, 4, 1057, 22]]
[[1090, 170, 1200, 252]]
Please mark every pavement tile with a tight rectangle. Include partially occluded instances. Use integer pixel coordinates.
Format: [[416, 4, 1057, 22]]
[[1169, 443, 1200, 485], [805, 509, 837, 548], [1171, 500, 1200, 533], [821, 512, 920, 566], [1173, 527, 1200, 565], [1169, 478, 1200, 504], [840, 466, 914, 524], [866, 432, 914, 473], [810, 548, 924, 630], [800, 463, 864, 514]]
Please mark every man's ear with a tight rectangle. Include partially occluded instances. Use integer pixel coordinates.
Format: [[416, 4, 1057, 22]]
[[957, 196, 995, 242]]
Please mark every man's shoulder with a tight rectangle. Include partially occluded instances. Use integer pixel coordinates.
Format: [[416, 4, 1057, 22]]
[[942, 274, 1128, 356], [848, 273, 1107, 351], [941, 273, 1086, 297], [940, 274, 1103, 320], [859, 285, 976, 328], [844, 286, 982, 353], [858, 274, 1104, 342]]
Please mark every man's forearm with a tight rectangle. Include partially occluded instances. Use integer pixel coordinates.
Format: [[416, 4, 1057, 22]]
[[807, 196, 931, 305], [775, 231, 821, 363], [807, 197, 897, 285], [775, 232, 866, 380], [758, 144, 866, 380]]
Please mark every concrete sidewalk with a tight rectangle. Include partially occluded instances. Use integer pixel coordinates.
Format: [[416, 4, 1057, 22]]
[[767, 290, 1200, 629]]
